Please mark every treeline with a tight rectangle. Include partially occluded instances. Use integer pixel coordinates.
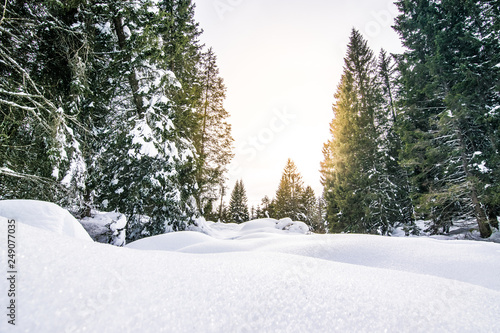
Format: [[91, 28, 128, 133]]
[[0, 0, 233, 242], [321, 0, 499, 238], [219, 159, 326, 233]]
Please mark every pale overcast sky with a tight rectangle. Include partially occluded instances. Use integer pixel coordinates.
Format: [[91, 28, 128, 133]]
[[193, 0, 405, 207]]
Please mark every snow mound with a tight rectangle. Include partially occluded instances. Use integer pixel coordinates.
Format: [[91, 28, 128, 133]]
[[239, 218, 279, 233], [275, 217, 309, 233], [0, 200, 92, 242], [126, 218, 310, 252], [2, 222, 500, 333], [239, 218, 309, 234], [126, 231, 214, 252]]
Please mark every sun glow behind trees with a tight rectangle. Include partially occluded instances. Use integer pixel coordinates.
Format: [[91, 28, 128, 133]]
[[193, 0, 405, 207]]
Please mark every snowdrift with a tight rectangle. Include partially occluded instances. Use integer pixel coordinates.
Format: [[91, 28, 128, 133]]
[[0, 200, 92, 242], [1, 200, 500, 332]]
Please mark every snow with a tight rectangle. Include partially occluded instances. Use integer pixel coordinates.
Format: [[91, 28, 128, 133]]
[[80, 211, 127, 246], [1, 201, 500, 332], [475, 160, 491, 173], [95, 22, 112, 35], [0, 200, 92, 242], [128, 118, 159, 158]]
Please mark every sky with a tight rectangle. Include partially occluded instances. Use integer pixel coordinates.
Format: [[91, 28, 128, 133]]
[[193, 0, 405, 208]]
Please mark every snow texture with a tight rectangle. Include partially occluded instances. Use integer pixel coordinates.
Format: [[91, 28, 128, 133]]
[[1, 201, 500, 332]]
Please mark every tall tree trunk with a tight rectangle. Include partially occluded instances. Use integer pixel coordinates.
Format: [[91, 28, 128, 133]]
[[218, 185, 225, 222], [455, 122, 492, 238]]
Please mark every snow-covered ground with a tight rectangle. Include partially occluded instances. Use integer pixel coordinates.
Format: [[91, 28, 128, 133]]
[[1, 200, 500, 332]]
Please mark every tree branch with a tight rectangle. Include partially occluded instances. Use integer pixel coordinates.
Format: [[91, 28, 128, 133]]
[[0, 0, 7, 28]]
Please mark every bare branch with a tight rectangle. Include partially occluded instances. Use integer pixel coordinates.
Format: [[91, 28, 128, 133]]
[[0, 0, 7, 28]]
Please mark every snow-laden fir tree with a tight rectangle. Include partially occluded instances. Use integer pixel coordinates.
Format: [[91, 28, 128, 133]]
[[0, 1, 87, 207], [394, 0, 500, 237], [229, 179, 249, 223], [0, 0, 232, 243], [90, 1, 199, 241]]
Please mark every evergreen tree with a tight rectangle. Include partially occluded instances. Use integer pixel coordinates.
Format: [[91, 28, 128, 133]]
[[275, 159, 305, 221], [229, 179, 249, 223], [0, 0, 231, 243], [376, 50, 417, 235], [311, 196, 328, 234], [321, 29, 381, 233], [394, 0, 499, 237], [300, 186, 317, 226], [321, 29, 415, 234], [260, 195, 275, 218], [194, 48, 234, 215], [0, 0, 88, 206], [90, 1, 199, 241], [158, 0, 202, 139], [254, 205, 264, 219]]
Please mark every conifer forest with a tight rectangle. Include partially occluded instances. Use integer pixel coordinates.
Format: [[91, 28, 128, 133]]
[[1, 0, 499, 240]]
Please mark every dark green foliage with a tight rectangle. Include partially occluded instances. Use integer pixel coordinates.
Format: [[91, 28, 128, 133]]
[[260, 195, 275, 218], [0, 0, 233, 243], [394, 0, 499, 237], [0, 1, 86, 206], [321, 29, 416, 235], [229, 179, 249, 223], [299, 185, 317, 227], [275, 159, 305, 221]]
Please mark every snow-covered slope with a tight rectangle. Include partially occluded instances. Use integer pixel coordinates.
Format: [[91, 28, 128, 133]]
[[1, 206, 500, 332]]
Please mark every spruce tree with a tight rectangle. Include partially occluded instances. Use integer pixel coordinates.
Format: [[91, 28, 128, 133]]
[[376, 50, 417, 235], [394, 0, 499, 237], [300, 186, 317, 227], [89, 1, 200, 241], [229, 180, 249, 223], [260, 195, 275, 218], [0, 0, 88, 206], [321, 29, 415, 234], [0, 0, 232, 242], [275, 159, 305, 221], [321, 29, 381, 233], [194, 48, 234, 215]]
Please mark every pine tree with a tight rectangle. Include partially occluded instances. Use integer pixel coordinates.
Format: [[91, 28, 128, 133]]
[[321, 29, 415, 234], [311, 196, 328, 234], [394, 0, 499, 237], [275, 159, 305, 221], [229, 180, 249, 223], [0, 0, 88, 206], [300, 186, 317, 226], [260, 195, 275, 218], [254, 205, 264, 219], [321, 29, 381, 233], [0, 0, 231, 243], [87, 1, 199, 241], [194, 48, 234, 215], [376, 50, 417, 235]]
